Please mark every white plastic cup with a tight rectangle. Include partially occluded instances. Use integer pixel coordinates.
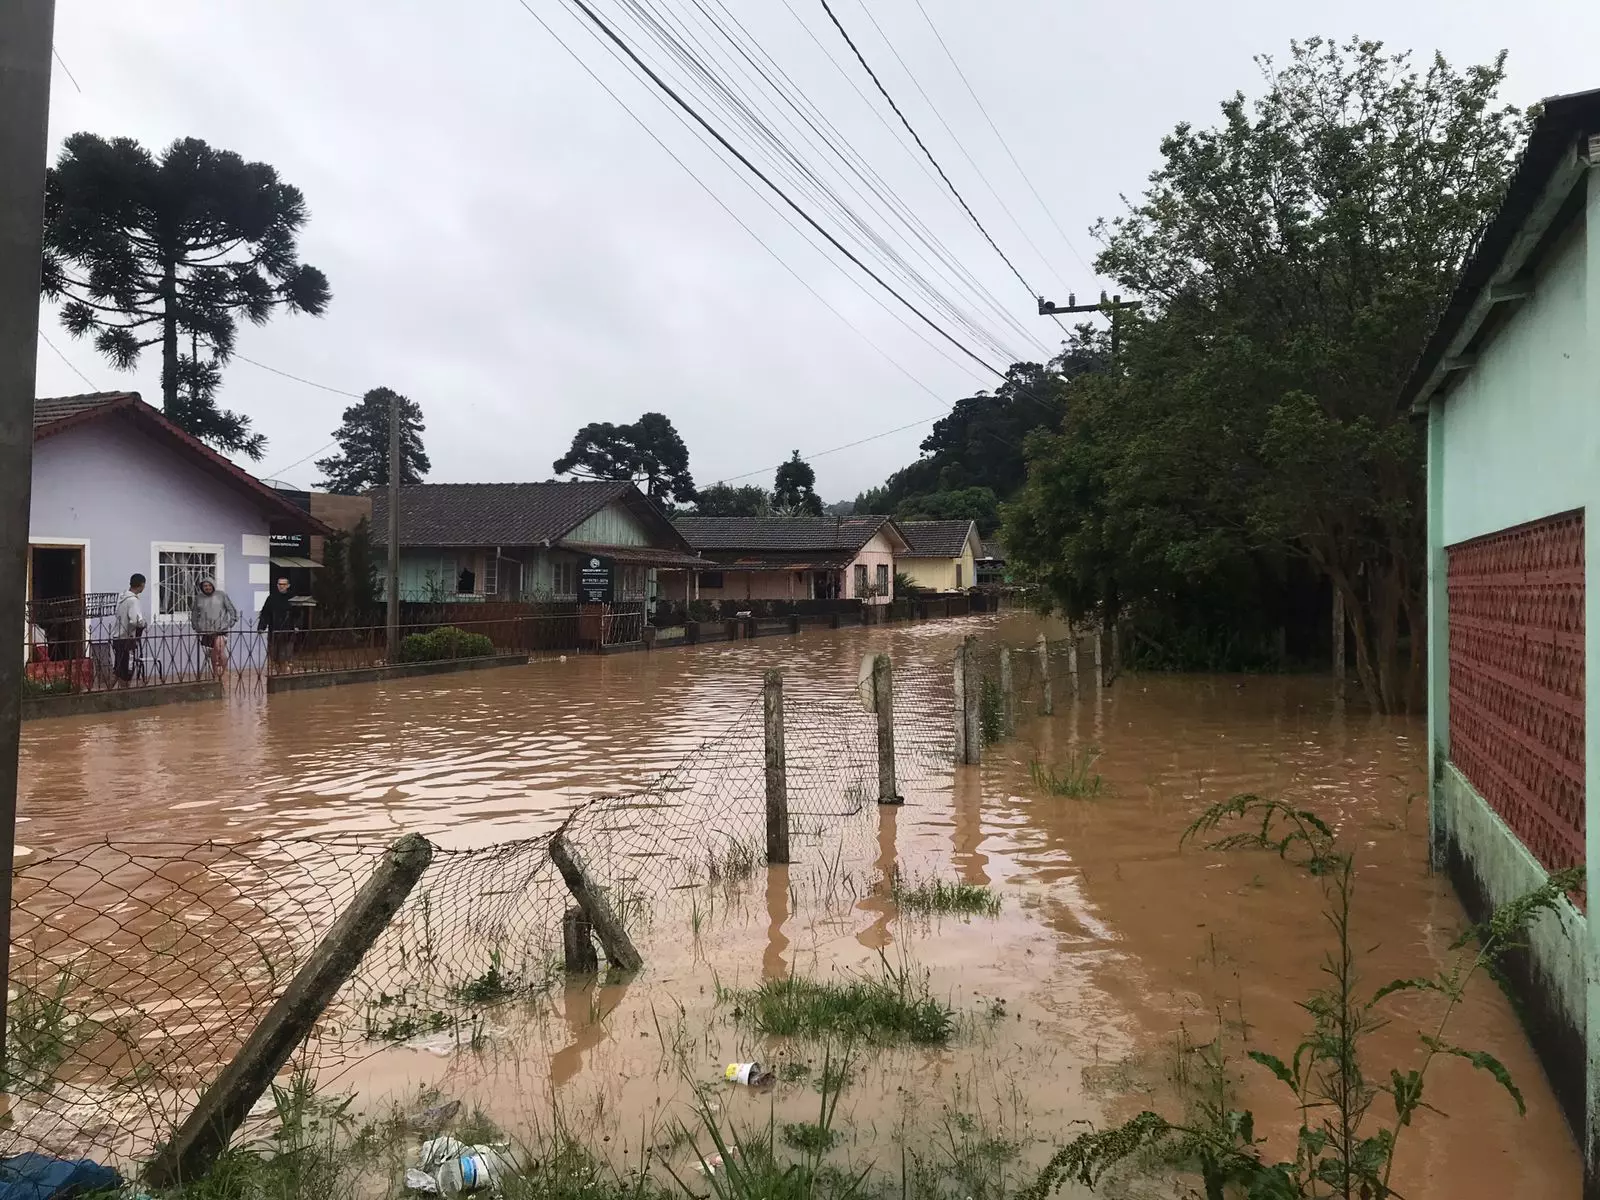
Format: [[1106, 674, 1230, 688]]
[[724, 1061, 763, 1086]]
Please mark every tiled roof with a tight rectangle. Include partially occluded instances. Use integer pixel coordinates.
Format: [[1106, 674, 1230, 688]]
[[32, 391, 138, 427], [675, 515, 899, 552], [372, 481, 690, 550], [979, 540, 1006, 561], [899, 520, 977, 558]]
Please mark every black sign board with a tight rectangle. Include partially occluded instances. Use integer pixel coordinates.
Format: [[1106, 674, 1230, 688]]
[[271, 532, 310, 557], [578, 555, 614, 604]]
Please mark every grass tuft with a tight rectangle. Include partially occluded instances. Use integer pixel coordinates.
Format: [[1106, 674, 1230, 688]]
[[891, 875, 1001, 919], [1029, 749, 1104, 799], [725, 957, 953, 1045]]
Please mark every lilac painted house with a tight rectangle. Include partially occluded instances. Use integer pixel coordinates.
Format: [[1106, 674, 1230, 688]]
[[27, 392, 327, 662]]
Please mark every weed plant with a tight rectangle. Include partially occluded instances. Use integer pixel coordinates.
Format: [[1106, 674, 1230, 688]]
[[891, 874, 1002, 919], [723, 955, 954, 1045], [1024, 792, 1583, 1200], [1029, 750, 1104, 799]]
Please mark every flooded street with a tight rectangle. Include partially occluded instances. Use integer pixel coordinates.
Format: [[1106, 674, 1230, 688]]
[[16, 613, 1578, 1197]]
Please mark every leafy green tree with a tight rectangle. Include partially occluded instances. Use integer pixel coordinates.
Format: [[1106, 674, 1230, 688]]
[[694, 483, 770, 517], [1006, 38, 1524, 712], [314, 388, 430, 493], [314, 516, 380, 624], [42, 133, 331, 458], [894, 486, 1000, 535], [553, 411, 696, 505], [772, 451, 823, 517]]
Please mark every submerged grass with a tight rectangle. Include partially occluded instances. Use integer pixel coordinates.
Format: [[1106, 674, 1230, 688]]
[[1029, 749, 1104, 799], [891, 874, 1002, 919], [725, 957, 954, 1045]]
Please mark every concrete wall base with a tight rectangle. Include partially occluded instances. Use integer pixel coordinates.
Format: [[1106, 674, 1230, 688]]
[[1434, 763, 1587, 1161], [265, 653, 530, 693], [22, 680, 224, 720]]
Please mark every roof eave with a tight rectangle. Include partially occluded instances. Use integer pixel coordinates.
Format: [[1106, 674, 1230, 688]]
[[1403, 130, 1599, 413]]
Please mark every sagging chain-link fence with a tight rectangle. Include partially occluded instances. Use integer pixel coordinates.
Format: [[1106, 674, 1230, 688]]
[[3, 652, 962, 1175]]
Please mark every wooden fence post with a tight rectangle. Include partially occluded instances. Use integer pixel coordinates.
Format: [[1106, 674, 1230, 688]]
[[764, 669, 790, 864], [953, 639, 968, 764], [550, 821, 643, 972], [1037, 633, 1053, 716], [873, 654, 900, 805], [145, 833, 434, 1189], [999, 646, 1014, 735], [562, 906, 598, 974], [959, 636, 982, 764]]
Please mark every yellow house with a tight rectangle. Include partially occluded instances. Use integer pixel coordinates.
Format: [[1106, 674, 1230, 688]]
[[898, 520, 982, 593]]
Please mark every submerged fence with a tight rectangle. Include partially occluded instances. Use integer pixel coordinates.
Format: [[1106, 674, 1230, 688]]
[[2, 649, 959, 1178]]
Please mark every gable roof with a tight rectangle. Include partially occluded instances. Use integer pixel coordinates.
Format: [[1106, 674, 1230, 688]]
[[899, 520, 979, 558], [370, 480, 694, 552], [32, 391, 331, 533], [674, 514, 909, 555], [1400, 87, 1600, 410]]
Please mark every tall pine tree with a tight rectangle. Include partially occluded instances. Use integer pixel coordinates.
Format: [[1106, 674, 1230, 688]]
[[315, 388, 430, 493]]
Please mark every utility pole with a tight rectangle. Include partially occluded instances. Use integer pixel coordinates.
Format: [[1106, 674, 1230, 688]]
[[1037, 291, 1143, 364], [0, 1, 57, 1071], [386, 393, 400, 660]]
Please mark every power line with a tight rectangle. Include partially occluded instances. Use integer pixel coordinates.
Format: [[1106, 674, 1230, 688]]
[[512, 0, 964, 402], [550, 0, 1007, 380], [909, 0, 1092, 275], [711, 411, 941, 484], [815, 0, 1055, 318], [38, 331, 99, 390], [258, 439, 340, 484], [51, 48, 82, 95], [234, 354, 365, 398]]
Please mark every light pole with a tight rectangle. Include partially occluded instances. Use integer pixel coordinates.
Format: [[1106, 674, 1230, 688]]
[[1037, 291, 1143, 364]]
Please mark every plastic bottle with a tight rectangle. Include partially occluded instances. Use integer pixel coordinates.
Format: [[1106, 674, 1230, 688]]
[[434, 1149, 506, 1196]]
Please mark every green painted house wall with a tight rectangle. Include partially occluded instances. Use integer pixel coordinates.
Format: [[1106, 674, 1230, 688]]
[[1426, 165, 1600, 1171]]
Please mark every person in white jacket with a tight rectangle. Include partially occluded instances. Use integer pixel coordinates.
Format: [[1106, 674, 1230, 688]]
[[113, 574, 148, 684]]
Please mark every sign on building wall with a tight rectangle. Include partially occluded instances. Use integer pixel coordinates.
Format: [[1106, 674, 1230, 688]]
[[579, 555, 614, 605], [271, 532, 310, 557]]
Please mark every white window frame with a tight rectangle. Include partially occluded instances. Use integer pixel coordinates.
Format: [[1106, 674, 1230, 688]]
[[152, 542, 225, 624]]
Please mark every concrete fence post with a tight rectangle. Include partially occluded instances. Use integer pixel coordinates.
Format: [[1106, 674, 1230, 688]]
[[764, 669, 790, 864], [955, 635, 982, 765], [953, 640, 968, 764], [873, 653, 900, 805], [550, 820, 643, 972], [1093, 625, 1105, 689], [999, 646, 1015, 735], [1332, 588, 1346, 684], [145, 833, 434, 1188], [1037, 633, 1053, 716]]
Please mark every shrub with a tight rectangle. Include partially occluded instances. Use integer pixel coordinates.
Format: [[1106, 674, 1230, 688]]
[[396, 626, 495, 663]]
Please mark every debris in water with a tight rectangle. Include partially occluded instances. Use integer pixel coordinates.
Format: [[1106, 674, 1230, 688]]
[[408, 1099, 462, 1134], [724, 1061, 775, 1087]]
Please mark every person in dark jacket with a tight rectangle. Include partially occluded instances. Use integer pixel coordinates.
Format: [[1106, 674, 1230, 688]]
[[258, 576, 299, 666]]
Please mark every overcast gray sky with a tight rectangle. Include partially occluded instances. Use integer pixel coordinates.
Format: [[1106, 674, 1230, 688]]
[[35, 1, 1600, 502]]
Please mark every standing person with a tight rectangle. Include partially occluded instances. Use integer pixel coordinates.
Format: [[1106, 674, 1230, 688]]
[[258, 576, 298, 668], [113, 574, 148, 685], [190, 577, 238, 676]]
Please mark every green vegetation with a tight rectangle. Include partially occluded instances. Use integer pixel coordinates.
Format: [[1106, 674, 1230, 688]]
[[1028, 749, 1104, 799], [891, 875, 1001, 919], [1003, 39, 1525, 710], [397, 625, 496, 663], [3, 967, 101, 1096], [1023, 794, 1582, 1199], [782, 1122, 842, 1155], [979, 677, 1002, 745], [724, 958, 954, 1045]]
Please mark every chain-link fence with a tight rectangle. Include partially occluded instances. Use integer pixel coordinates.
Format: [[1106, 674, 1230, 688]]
[[4, 650, 964, 1174]]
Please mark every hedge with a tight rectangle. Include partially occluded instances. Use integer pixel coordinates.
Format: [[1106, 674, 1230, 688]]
[[396, 626, 496, 663]]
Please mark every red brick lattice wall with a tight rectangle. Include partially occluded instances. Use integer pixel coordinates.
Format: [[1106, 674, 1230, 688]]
[[1447, 510, 1585, 877]]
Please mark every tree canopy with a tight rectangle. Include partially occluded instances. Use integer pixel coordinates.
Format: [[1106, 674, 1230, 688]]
[[1004, 38, 1525, 711], [42, 133, 331, 458], [314, 388, 430, 494], [694, 483, 770, 517], [772, 451, 823, 517], [553, 411, 696, 506]]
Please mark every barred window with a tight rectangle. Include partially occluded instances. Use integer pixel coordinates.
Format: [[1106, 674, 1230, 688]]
[[155, 546, 222, 618]]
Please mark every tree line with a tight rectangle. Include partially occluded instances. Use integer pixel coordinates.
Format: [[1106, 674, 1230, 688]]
[[849, 38, 1526, 714]]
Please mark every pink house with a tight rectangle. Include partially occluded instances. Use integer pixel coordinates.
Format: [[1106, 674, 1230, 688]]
[[667, 515, 910, 604]]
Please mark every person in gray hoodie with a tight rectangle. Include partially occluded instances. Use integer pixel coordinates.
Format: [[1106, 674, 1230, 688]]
[[190, 577, 239, 675]]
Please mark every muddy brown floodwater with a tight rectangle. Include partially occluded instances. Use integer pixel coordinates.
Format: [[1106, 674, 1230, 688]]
[[17, 613, 1579, 1197]]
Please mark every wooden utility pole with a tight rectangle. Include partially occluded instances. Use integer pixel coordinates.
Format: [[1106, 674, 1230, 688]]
[[386, 393, 400, 660], [0, 1, 56, 1073]]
